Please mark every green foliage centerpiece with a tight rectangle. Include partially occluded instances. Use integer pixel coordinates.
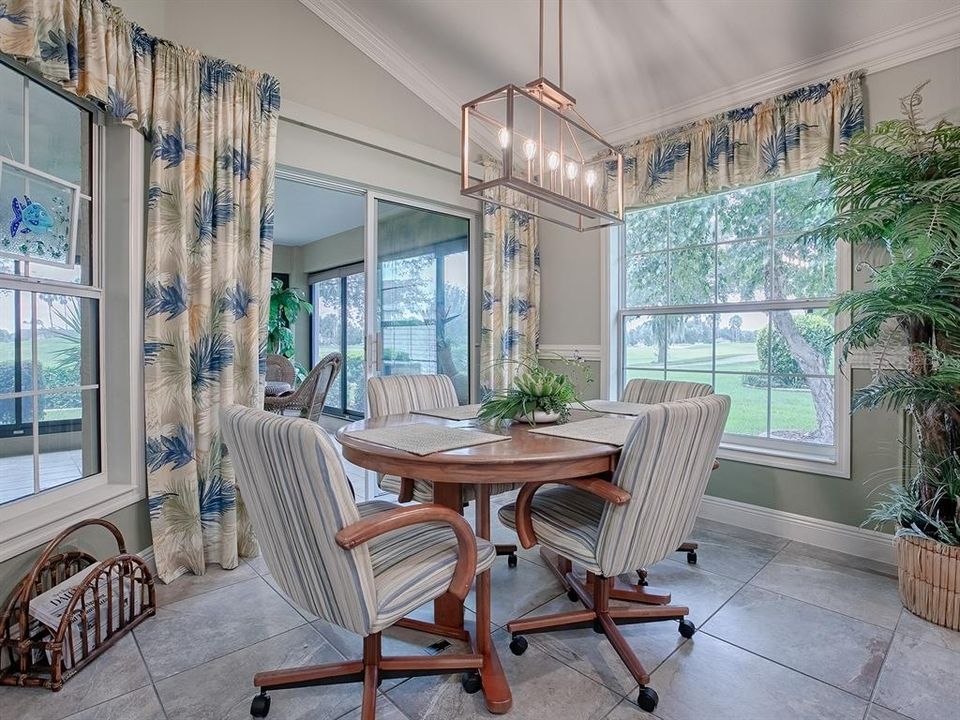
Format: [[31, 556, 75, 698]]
[[802, 83, 960, 628], [479, 357, 590, 425]]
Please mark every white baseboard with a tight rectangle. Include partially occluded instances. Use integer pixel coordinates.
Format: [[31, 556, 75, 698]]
[[137, 545, 156, 574], [698, 495, 895, 566]]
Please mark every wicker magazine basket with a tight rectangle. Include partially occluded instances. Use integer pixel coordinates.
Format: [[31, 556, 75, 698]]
[[0, 519, 156, 691], [895, 534, 960, 631]]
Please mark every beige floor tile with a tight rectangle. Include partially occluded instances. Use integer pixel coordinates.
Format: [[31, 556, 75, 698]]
[[0, 635, 151, 720], [894, 607, 960, 653], [873, 632, 960, 720], [155, 625, 362, 719], [385, 628, 623, 720], [60, 686, 165, 720], [702, 584, 892, 698], [645, 632, 867, 720], [749, 544, 901, 628], [134, 576, 306, 679], [154, 560, 257, 606]]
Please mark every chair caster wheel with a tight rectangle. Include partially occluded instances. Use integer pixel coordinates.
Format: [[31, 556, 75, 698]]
[[509, 635, 528, 656], [687, 551, 698, 565], [566, 588, 579, 602], [507, 553, 518, 568], [678, 618, 696, 638], [637, 686, 659, 712], [461, 670, 482, 694], [250, 692, 271, 717]]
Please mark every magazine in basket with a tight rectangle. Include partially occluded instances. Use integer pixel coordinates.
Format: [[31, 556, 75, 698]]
[[29, 566, 144, 670]]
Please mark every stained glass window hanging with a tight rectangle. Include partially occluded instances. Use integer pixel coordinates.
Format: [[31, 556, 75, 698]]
[[0, 156, 79, 267]]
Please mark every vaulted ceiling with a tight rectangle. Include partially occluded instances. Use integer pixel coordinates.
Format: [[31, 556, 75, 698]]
[[303, 0, 960, 145]]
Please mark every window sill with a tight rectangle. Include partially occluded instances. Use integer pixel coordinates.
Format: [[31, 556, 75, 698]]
[[718, 441, 850, 478], [0, 477, 144, 562]]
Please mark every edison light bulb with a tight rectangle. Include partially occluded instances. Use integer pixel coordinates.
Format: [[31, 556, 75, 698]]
[[565, 161, 579, 181], [547, 151, 560, 171], [585, 169, 597, 187], [498, 127, 510, 149], [522, 138, 537, 160]]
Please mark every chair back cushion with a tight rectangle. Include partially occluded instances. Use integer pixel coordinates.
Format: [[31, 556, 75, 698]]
[[367, 374, 459, 418], [304, 352, 342, 422], [265, 354, 295, 385], [620, 378, 713, 404], [220, 405, 378, 635], [595, 394, 730, 576]]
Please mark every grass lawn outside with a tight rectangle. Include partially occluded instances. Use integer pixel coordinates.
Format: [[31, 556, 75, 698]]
[[625, 341, 828, 442]]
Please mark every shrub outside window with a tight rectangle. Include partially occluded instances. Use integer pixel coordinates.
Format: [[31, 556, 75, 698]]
[[619, 172, 846, 469]]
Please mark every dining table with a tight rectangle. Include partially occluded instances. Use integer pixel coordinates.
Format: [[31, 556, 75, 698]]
[[336, 409, 627, 714]]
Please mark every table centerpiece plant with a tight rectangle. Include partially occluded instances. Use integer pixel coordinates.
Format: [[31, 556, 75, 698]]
[[801, 82, 960, 629], [478, 355, 593, 425]]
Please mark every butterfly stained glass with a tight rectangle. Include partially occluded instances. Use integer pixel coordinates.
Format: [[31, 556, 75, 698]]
[[0, 156, 79, 267]]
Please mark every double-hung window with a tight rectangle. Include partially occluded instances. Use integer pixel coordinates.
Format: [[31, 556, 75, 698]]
[[618, 172, 849, 474], [0, 62, 102, 506]]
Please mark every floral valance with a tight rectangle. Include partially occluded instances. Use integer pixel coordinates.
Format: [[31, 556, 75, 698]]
[[606, 71, 865, 209], [0, 0, 280, 138]]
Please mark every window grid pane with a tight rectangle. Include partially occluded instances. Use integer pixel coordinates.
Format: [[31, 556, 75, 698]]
[[0, 66, 100, 507], [620, 171, 837, 452]]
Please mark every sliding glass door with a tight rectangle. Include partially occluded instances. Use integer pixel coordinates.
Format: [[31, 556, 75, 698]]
[[372, 200, 472, 403], [311, 263, 365, 417]]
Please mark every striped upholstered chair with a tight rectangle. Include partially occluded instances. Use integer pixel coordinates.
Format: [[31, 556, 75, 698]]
[[220, 405, 496, 720], [621, 377, 713, 404], [367, 374, 520, 567], [621, 377, 715, 567], [498, 394, 730, 713]]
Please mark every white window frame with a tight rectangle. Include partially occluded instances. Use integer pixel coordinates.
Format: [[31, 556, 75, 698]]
[[0, 65, 146, 560], [603, 176, 851, 478]]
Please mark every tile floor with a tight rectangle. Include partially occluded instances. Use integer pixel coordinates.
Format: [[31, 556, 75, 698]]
[[4, 497, 957, 720]]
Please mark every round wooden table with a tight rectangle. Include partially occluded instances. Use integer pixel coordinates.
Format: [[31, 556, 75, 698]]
[[336, 410, 620, 714]]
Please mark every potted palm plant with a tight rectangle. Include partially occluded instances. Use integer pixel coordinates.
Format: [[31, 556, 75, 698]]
[[267, 278, 312, 380], [803, 83, 960, 629]]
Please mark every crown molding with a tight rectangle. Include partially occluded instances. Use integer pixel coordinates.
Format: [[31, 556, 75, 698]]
[[303, 0, 960, 149], [299, 0, 463, 127], [602, 6, 960, 144]]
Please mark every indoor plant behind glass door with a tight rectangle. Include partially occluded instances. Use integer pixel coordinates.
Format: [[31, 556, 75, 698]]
[[803, 83, 960, 629]]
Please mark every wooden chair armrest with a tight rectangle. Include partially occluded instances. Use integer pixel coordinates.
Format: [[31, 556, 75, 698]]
[[513, 477, 631, 550], [335, 504, 477, 600]]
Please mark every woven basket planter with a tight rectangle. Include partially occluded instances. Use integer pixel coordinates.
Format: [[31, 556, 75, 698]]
[[895, 534, 960, 631]]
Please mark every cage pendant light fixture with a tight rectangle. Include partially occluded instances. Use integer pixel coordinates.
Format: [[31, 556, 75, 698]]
[[461, 0, 624, 231]]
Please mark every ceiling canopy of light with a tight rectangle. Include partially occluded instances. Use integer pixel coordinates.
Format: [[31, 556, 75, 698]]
[[460, 0, 624, 232]]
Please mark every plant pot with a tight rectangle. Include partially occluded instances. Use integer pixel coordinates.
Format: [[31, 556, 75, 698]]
[[894, 534, 960, 631], [522, 410, 560, 424]]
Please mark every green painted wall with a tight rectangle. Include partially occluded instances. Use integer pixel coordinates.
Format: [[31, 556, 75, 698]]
[[0, 500, 151, 600]]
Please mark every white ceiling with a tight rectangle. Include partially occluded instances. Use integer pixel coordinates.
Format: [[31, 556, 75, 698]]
[[305, 0, 960, 143], [274, 177, 365, 246]]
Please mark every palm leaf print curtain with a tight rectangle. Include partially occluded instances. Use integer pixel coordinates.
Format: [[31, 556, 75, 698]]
[[481, 179, 540, 393], [604, 71, 865, 209], [1, 0, 280, 583]]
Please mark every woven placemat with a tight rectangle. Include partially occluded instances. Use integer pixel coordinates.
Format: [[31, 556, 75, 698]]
[[573, 400, 648, 416], [529, 416, 637, 447], [345, 423, 508, 456], [411, 404, 482, 421]]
